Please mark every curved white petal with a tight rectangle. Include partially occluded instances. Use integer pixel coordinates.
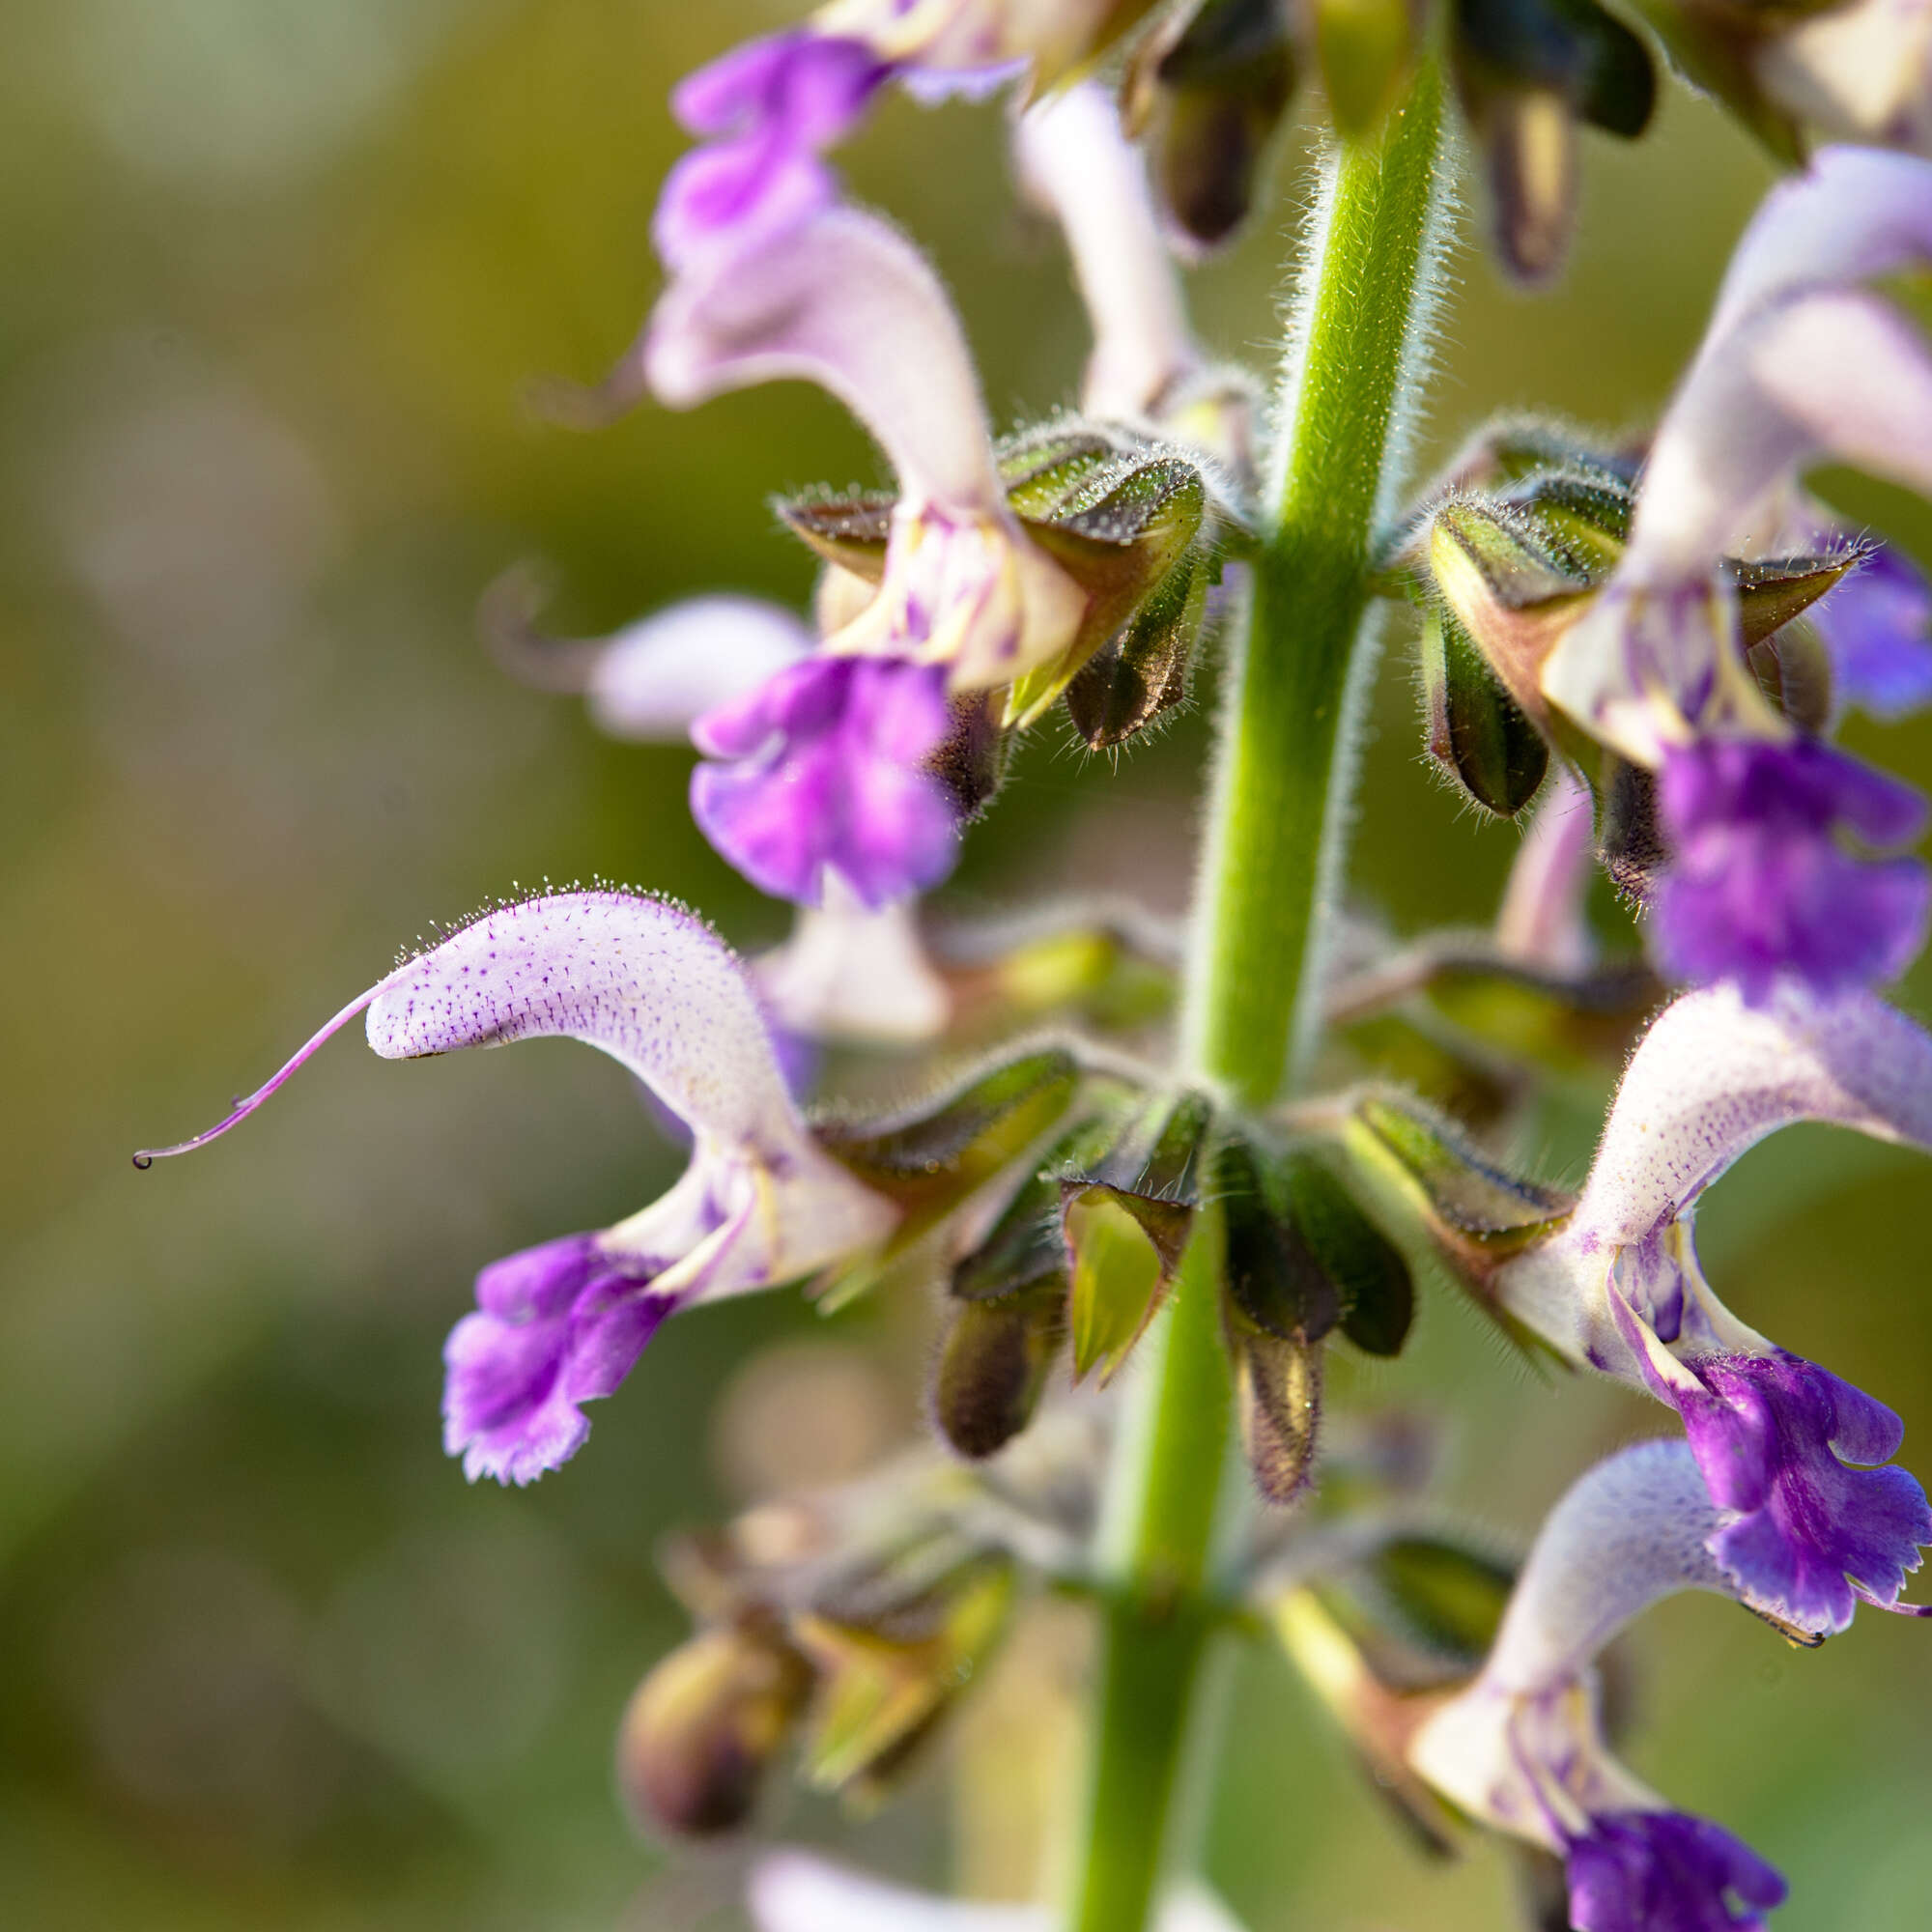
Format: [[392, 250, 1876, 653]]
[[585, 596, 812, 741], [1708, 146, 1932, 337], [648, 203, 1004, 518], [1014, 83, 1197, 423], [1563, 983, 1932, 1252], [366, 892, 897, 1286], [748, 1850, 1246, 1932], [755, 877, 952, 1042]]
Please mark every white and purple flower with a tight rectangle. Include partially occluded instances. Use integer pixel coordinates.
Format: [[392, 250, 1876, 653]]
[[1493, 982, 1932, 1632], [136, 892, 898, 1483], [1409, 1440, 1799, 1930], [646, 198, 1085, 906], [1541, 148, 1932, 998]]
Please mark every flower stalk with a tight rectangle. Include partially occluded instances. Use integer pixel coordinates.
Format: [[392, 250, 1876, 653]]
[[1065, 67, 1454, 1932]]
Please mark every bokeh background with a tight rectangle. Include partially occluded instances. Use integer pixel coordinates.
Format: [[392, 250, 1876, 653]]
[[5, 3, 1931, 1926]]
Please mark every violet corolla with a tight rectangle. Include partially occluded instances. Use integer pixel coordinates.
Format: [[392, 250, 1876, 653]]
[[1409, 1439, 1800, 1930], [135, 892, 897, 1484], [1542, 148, 1932, 996], [1490, 982, 1932, 1631]]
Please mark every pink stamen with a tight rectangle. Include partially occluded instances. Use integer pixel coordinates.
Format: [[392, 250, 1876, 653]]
[[132, 980, 385, 1168]]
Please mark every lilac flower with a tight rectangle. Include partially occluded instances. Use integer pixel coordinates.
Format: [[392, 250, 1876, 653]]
[[748, 1848, 1246, 1932], [1011, 83, 1256, 487], [1545, 148, 1932, 761], [647, 201, 1085, 904], [1493, 982, 1932, 1631], [1809, 540, 1932, 719], [654, 33, 892, 272], [1410, 1441, 1796, 1931], [136, 892, 898, 1484], [1652, 736, 1931, 1002]]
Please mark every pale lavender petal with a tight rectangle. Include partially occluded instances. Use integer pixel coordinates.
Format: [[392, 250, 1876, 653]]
[[691, 655, 958, 908], [1653, 738, 1930, 1002], [1013, 83, 1198, 423], [584, 596, 812, 741], [1481, 1440, 1742, 1696], [1563, 980, 1932, 1252], [1811, 543, 1932, 718], [647, 203, 1005, 516], [753, 878, 952, 1043], [1565, 1811, 1785, 1932], [364, 890, 799, 1150], [1669, 1351, 1931, 1633], [1709, 146, 1932, 337]]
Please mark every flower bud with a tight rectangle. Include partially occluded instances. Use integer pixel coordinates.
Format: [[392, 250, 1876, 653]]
[[1234, 1322, 1324, 1503], [792, 1557, 1014, 1798], [1334, 1093, 1570, 1346], [1450, 0, 1656, 281], [1426, 498, 1592, 727], [1064, 547, 1209, 750], [1061, 1091, 1214, 1382], [1125, 0, 1298, 254], [932, 1291, 1068, 1461], [615, 1623, 813, 1836], [1420, 602, 1551, 817]]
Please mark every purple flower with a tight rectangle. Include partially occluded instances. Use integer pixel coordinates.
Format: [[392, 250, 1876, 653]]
[[1669, 1350, 1932, 1634], [692, 653, 957, 908], [1566, 1811, 1786, 1932], [654, 33, 889, 270], [1410, 1443, 1797, 1926], [1492, 983, 1932, 1630], [136, 893, 898, 1484], [443, 1233, 678, 1485], [1811, 542, 1932, 719], [1652, 736, 1930, 1001]]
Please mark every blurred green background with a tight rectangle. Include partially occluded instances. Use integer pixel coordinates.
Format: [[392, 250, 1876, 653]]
[[5, 2, 1931, 1926]]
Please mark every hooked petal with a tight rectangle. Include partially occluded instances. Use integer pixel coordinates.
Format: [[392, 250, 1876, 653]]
[[366, 891, 800, 1150], [1014, 83, 1200, 424], [648, 202, 1005, 518], [1560, 982, 1932, 1254], [585, 597, 813, 741]]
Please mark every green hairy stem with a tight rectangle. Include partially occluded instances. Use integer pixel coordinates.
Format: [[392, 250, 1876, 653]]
[[1063, 68, 1453, 1932]]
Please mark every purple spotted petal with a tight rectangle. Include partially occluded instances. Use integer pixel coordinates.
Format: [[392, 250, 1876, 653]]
[[1670, 1350, 1932, 1633], [1566, 1810, 1785, 1932], [1811, 544, 1932, 720], [1654, 737, 1931, 1000], [691, 655, 958, 908], [442, 1232, 676, 1485], [653, 33, 889, 270]]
